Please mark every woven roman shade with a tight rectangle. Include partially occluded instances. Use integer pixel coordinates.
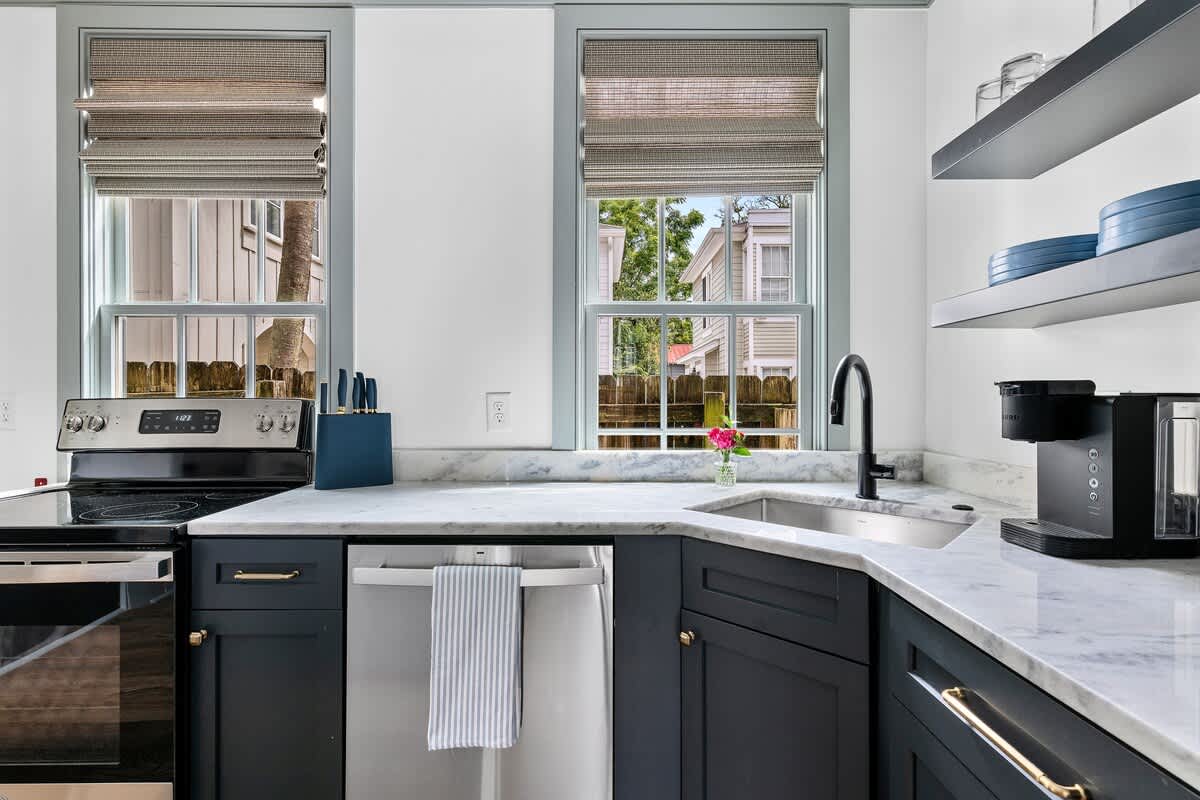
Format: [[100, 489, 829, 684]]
[[76, 38, 327, 199], [582, 39, 823, 198]]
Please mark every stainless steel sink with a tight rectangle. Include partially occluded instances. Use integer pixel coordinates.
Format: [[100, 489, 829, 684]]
[[704, 498, 971, 549]]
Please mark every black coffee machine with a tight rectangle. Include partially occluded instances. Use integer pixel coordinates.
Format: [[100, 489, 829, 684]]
[[997, 380, 1200, 558]]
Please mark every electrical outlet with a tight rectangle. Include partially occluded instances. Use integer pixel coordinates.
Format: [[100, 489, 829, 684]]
[[0, 393, 14, 431], [486, 392, 512, 433]]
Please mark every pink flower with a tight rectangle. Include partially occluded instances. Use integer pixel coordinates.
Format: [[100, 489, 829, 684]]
[[708, 427, 737, 450]]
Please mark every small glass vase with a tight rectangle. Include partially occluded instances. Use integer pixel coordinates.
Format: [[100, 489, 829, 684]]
[[714, 460, 738, 488]]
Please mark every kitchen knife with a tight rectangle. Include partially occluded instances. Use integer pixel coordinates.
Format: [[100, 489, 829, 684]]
[[355, 372, 367, 413], [319, 382, 328, 415], [352, 374, 363, 414], [366, 378, 377, 413], [337, 369, 348, 414]]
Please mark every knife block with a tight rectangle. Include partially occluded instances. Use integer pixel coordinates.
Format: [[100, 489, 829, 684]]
[[314, 413, 394, 490]]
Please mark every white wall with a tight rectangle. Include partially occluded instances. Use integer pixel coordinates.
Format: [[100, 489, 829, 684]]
[[849, 8, 928, 450], [0, 7, 57, 490], [925, 0, 1200, 467], [354, 8, 555, 448]]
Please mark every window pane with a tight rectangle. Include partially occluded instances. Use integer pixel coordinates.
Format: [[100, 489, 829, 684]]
[[264, 199, 326, 303], [735, 315, 800, 450], [733, 195, 793, 303], [196, 199, 258, 303], [598, 435, 661, 450], [597, 199, 658, 302], [667, 196, 725, 302], [667, 315, 728, 431], [598, 316, 660, 431], [255, 316, 318, 399], [185, 316, 247, 398], [127, 199, 189, 302], [119, 316, 176, 397]]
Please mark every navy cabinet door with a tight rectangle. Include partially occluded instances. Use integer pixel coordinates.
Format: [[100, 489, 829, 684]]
[[881, 696, 998, 800], [190, 609, 344, 800], [681, 610, 869, 800]]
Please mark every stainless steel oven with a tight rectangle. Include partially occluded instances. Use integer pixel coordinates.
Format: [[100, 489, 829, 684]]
[[0, 550, 177, 800]]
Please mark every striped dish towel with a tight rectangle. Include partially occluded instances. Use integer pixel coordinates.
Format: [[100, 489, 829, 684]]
[[427, 565, 523, 750]]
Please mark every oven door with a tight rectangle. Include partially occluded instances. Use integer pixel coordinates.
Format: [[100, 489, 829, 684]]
[[0, 550, 176, 800]]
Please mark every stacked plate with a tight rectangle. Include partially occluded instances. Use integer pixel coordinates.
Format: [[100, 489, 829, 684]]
[[988, 234, 1099, 287], [1097, 179, 1200, 256]]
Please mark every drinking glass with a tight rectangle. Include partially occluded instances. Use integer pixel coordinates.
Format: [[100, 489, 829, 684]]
[[975, 78, 1004, 120], [1093, 0, 1145, 36], [1001, 52, 1044, 100]]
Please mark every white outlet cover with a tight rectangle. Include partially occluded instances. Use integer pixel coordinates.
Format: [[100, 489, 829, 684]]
[[486, 392, 512, 433], [0, 392, 14, 431]]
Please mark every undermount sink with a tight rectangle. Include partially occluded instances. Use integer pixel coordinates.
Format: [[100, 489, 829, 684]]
[[704, 497, 971, 550]]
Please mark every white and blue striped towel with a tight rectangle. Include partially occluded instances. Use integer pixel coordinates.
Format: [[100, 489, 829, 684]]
[[427, 564, 523, 751]]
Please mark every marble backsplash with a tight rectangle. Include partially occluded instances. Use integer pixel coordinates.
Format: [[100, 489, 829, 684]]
[[391, 448, 924, 483], [922, 451, 1034, 507]]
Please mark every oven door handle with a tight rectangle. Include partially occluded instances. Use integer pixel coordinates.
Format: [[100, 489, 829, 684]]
[[0, 551, 174, 584]]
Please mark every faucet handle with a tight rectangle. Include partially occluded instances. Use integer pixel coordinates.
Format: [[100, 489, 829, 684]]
[[870, 462, 897, 481]]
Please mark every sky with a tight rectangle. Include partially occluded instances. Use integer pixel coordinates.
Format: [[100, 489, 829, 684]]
[[676, 196, 724, 253]]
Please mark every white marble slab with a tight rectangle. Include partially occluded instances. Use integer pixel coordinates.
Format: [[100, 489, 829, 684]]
[[923, 450, 1035, 507], [391, 448, 923, 483], [191, 480, 1200, 789]]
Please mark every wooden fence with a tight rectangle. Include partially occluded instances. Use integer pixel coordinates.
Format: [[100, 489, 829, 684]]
[[126, 361, 316, 399], [599, 373, 798, 449]]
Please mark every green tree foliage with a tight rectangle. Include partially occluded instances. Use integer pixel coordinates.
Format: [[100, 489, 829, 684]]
[[723, 194, 793, 224], [600, 198, 707, 375]]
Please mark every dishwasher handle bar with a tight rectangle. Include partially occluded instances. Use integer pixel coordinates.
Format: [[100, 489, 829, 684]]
[[0, 551, 174, 584], [352, 565, 604, 588]]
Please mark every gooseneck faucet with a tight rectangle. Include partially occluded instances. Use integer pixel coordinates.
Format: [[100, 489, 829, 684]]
[[829, 353, 895, 500]]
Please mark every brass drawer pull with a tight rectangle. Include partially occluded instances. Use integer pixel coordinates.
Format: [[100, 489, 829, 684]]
[[189, 629, 208, 647], [233, 569, 302, 582], [679, 630, 697, 647], [941, 687, 1088, 800]]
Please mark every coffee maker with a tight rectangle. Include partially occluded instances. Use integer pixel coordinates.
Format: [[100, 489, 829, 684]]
[[997, 380, 1200, 558]]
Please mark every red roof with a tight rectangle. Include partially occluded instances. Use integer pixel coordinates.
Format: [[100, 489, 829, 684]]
[[667, 344, 693, 363]]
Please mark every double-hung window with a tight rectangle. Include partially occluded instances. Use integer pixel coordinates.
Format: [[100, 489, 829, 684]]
[[577, 36, 826, 451], [76, 34, 331, 401]]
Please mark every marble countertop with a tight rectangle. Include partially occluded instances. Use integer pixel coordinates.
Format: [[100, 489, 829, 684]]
[[190, 480, 1200, 789]]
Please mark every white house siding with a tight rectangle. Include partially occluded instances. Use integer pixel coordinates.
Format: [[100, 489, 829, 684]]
[[598, 237, 612, 375]]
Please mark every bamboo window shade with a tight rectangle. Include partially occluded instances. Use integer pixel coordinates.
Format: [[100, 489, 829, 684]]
[[75, 37, 327, 199], [582, 39, 823, 198]]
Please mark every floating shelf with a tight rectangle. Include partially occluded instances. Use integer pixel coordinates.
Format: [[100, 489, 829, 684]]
[[932, 0, 1200, 180], [930, 227, 1200, 328]]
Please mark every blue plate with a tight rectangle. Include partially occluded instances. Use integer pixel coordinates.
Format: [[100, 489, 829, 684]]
[[988, 245, 1098, 271], [1096, 220, 1200, 256], [1099, 179, 1200, 219], [1100, 192, 1200, 225], [988, 260, 1085, 284], [990, 234, 1098, 261], [1101, 207, 1200, 236]]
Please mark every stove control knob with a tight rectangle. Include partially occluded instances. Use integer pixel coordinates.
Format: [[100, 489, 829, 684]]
[[86, 415, 107, 432], [64, 415, 84, 432], [278, 414, 296, 433], [256, 414, 274, 433]]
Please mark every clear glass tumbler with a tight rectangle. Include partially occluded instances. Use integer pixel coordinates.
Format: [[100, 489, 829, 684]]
[[975, 78, 1004, 120], [1093, 0, 1145, 36], [1001, 52, 1045, 100]]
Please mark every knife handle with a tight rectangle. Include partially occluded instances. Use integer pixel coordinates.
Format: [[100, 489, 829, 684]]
[[319, 382, 328, 415], [366, 378, 377, 413], [355, 372, 367, 412], [336, 369, 348, 413], [352, 375, 363, 414]]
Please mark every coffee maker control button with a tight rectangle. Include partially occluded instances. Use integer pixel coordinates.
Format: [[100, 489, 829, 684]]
[[1088, 477, 1099, 489], [1089, 491, 1100, 503], [1088, 448, 1099, 460], [1088, 462, 1099, 474]]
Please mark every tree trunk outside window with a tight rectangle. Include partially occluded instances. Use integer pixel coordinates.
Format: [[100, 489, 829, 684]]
[[267, 200, 316, 372]]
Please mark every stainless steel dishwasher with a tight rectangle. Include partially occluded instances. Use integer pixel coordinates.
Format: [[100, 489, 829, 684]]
[[346, 543, 613, 800]]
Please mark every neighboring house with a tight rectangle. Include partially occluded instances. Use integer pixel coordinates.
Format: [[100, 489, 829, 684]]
[[124, 198, 323, 373], [677, 207, 801, 379], [667, 344, 693, 378], [596, 221, 627, 375]]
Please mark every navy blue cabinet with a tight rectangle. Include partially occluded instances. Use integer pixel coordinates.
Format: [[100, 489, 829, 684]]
[[189, 539, 344, 800]]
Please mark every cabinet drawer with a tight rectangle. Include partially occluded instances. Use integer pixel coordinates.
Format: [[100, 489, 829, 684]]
[[191, 538, 343, 610], [881, 592, 1200, 800], [682, 539, 869, 663], [881, 696, 998, 800]]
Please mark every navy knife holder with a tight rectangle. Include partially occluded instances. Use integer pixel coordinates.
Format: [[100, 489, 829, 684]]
[[315, 413, 393, 490]]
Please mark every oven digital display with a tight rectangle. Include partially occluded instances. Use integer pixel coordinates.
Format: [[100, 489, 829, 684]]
[[139, 409, 221, 434]]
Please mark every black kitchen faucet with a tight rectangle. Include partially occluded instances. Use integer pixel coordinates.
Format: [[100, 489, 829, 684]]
[[829, 353, 895, 500]]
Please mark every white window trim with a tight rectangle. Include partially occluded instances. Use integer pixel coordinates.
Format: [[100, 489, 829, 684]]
[[755, 239, 792, 303]]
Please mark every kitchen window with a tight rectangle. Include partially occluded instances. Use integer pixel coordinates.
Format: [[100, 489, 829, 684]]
[[69, 27, 344, 402], [559, 19, 844, 452]]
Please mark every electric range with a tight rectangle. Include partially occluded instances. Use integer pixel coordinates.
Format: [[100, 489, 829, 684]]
[[0, 397, 313, 800]]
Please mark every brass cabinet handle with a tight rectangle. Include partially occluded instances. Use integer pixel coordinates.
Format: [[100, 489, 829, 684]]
[[679, 630, 697, 647], [189, 629, 208, 648], [233, 569, 301, 582], [941, 687, 1088, 800]]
